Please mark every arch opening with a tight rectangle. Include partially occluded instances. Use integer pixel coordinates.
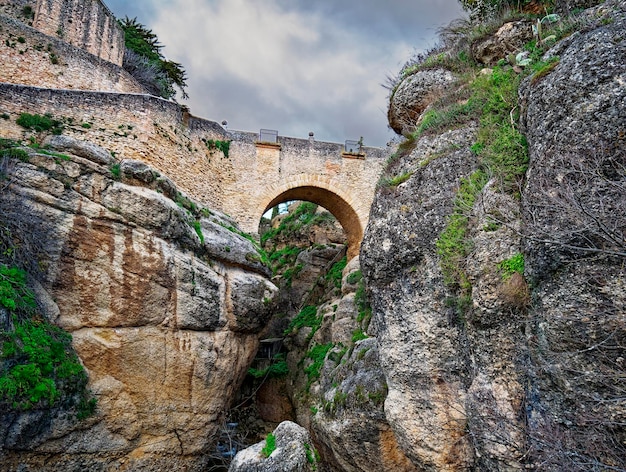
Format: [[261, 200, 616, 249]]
[[258, 186, 363, 260]]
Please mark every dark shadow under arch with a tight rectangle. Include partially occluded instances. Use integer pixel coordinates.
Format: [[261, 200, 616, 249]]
[[261, 186, 363, 260]]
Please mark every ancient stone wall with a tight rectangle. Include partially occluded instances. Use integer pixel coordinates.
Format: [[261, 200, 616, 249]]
[[0, 83, 388, 257], [0, 15, 143, 93], [33, 0, 124, 66]]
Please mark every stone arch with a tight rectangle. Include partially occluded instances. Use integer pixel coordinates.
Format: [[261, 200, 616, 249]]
[[257, 175, 369, 260]]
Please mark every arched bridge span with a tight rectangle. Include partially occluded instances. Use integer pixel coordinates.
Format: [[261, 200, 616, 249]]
[[218, 132, 388, 260], [259, 180, 364, 260]]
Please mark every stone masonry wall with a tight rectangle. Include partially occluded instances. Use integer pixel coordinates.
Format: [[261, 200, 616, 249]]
[[0, 84, 388, 253], [33, 0, 124, 66], [0, 15, 143, 93]]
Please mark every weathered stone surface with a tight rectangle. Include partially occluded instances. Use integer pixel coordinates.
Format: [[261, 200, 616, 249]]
[[228, 269, 278, 332], [471, 20, 533, 65], [520, 4, 626, 468], [229, 421, 316, 472], [359, 2, 626, 471], [388, 69, 455, 135], [0, 138, 276, 470], [43, 135, 114, 166], [312, 339, 417, 472], [361, 119, 530, 471], [279, 249, 415, 472]]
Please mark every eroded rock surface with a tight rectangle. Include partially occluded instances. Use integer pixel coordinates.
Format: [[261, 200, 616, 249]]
[[520, 3, 626, 468], [362, 2, 625, 470], [388, 69, 456, 135], [229, 421, 317, 472], [0, 137, 277, 471]]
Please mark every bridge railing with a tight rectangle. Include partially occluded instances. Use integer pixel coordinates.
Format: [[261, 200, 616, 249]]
[[259, 129, 278, 143]]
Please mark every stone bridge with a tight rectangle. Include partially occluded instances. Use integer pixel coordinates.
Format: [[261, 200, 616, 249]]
[[219, 131, 388, 259]]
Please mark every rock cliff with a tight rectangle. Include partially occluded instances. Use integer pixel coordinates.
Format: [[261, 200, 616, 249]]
[[0, 136, 277, 471], [362, 0, 625, 470]]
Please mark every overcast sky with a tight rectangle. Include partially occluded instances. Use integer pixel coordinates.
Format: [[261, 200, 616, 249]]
[[105, 0, 465, 147]]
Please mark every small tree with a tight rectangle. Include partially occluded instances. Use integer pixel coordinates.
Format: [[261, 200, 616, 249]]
[[120, 17, 188, 100]]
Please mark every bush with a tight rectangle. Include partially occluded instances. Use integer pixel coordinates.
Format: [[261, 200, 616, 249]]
[[327, 256, 347, 289], [0, 265, 95, 415], [16, 113, 62, 134], [248, 354, 289, 379], [120, 17, 188, 99], [285, 305, 320, 334], [304, 343, 334, 387]]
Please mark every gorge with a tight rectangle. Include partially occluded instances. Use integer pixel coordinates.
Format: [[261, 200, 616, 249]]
[[0, 0, 625, 471]]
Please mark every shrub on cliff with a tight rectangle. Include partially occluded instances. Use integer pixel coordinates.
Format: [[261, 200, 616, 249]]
[[120, 17, 188, 100], [0, 264, 95, 417]]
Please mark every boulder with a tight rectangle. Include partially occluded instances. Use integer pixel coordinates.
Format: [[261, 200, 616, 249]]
[[229, 421, 317, 472], [388, 68, 455, 135], [471, 20, 533, 65]]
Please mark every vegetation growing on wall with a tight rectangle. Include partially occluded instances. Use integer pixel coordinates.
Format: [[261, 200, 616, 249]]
[[0, 149, 96, 420], [203, 138, 231, 158]]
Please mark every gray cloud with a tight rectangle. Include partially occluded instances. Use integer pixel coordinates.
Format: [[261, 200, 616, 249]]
[[105, 0, 464, 146]]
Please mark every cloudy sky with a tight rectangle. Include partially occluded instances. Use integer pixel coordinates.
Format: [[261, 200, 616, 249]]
[[105, 0, 465, 147]]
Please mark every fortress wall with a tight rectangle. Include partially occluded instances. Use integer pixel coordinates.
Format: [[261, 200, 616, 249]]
[[0, 15, 143, 93], [0, 83, 228, 209], [33, 0, 124, 66]]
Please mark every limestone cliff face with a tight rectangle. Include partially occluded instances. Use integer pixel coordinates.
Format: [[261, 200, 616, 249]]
[[0, 136, 277, 471], [362, 1, 625, 470]]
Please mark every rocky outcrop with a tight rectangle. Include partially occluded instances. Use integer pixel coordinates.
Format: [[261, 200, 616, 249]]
[[0, 137, 277, 470], [520, 3, 626, 468], [281, 257, 415, 472], [361, 126, 483, 471], [471, 20, 533, 65], [229, 421, 317, 472], [362, 1, 625, 470], [388, 69, 456, 135]]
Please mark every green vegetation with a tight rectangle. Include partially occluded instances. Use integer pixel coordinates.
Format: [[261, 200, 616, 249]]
[[381, 171, 413, 188], [110, 163, 121, 180], [192, 220, 204, 244], [346, 270, 362, 285], [21, 5, 34, 19], [355, 278, 372, 330], [269, 246, 303, 274], [261, 202, 333, 246], [282, 263, 304, 288], [304, 343, 334, 388], [431, 65, 529, 299], [0, 146, 30, 163], [304, 442, 320, 470], [16, 113, 63, 135], [498, 253, 524, 280], [261, 432, 276, 458], [436, 170, 489, 290], [326, 256, 347, 290], [351, 329, 368, 343], [204, 139, 231, 158], [119, 17, 188, 100], [285, 305, 321, 335], [248, 353, 289, 379], [0, 265, 95, 417]]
